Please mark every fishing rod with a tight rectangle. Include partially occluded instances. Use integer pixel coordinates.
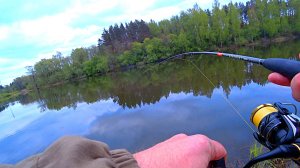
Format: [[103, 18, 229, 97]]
[[171, 51, 300, 79], [168, 52, 300, 167]]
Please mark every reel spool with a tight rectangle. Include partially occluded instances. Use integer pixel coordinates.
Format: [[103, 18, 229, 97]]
[[244, 103, 300, 168]]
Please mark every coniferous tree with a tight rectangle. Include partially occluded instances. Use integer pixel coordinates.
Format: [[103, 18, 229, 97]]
[[108, 26, 116, 52], [101, 29, 111, 46], [138, 20, 151, 42], [113, 24, 122, 42], [128, 21, 138, 41], [7, 0, 300, 89], [119, 23, 127, 44]]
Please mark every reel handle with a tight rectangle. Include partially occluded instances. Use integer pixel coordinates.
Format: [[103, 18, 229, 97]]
[[292, 143, 300, 165]]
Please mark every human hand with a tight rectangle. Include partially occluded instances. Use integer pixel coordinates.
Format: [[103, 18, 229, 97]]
[[133, 134, 227, 168], [268, 72, 300, 101], [12, 136, 139, 168]]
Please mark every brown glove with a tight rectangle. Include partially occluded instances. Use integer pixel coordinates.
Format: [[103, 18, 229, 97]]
[[0, 136, 139, 168]]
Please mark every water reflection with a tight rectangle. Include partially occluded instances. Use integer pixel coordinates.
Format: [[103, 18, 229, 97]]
[[0, 104, 9, 113], [0, 40, 300, 166], [13, 40, 299, 112], [0, 99, 120, 163], [85, 82, 297, 162], [19, 59, 264, 111]]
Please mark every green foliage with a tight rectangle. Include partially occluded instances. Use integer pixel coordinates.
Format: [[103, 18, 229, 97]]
[[148, 20, 160, 37], [144, 37, 171, 62], [18, 40, 300, 111], [118, 51, 135, 66], [246, 5, 260, 42], [249, 143, 263, 159], [290, 0, 300, 32], [96, 56, 109, 73], [158, 19, 172, 35], [117, 42, 146, 66], [228, 2, 241, 43], [71, 48, 88, 64], [6, 0, 300, 90], [180, 8, 210, 49], [131, 42, 146, 62], [83, 60, 96, 76], [70, 48, 88, 76], [84, 56, 109, 76], [0, 91, 20, 104], [169, 32, 191, 54], [211, 0, 230, 47], [34, 56, 65, 85], [264, 0, 280, 37], [278, 0, 290, 34]]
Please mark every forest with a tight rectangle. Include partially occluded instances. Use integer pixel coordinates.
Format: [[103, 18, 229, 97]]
[[1, 0, 300, 96]]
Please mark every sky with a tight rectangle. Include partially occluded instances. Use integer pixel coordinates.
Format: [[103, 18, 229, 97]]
[[0, 0, 248, 85]]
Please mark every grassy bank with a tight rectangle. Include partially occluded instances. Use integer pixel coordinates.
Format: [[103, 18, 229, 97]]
[[243, 35, 299, 48], [249, 143, 297, 168], [0, 91, 20, 105]]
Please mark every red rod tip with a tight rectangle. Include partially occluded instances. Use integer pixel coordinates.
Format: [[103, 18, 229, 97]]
[[217, 52, 223, 57]]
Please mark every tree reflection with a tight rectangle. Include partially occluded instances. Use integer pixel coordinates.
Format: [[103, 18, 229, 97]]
[[0, 104, 9, 113], [17, 40, 300, 111]]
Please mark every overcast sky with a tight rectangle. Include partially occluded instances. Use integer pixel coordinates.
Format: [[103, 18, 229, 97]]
[[0, 0, 248, 85]]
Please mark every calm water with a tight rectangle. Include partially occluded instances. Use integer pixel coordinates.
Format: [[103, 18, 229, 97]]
[[1, 40, 300, 166]]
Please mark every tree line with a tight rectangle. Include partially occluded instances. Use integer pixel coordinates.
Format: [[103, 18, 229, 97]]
[[2, 38, 298, 111], [4, 0, 300, 93]]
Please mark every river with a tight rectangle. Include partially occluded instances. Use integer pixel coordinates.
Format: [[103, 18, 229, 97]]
[[0, 40, 300, 166]]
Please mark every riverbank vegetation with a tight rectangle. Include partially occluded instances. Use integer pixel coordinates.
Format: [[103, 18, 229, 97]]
[[2, 0, 300, 99], [0, 91, 20, 105], [10, 40, 300, 111], [249, 143, 296, 168]]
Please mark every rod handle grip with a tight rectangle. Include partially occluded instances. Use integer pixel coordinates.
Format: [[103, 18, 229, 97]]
[[262, 58, 300, 80], [209, 158, 226, 168]]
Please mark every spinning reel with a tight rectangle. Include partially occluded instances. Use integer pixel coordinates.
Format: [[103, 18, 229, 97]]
[[245, 103, 300, 168]]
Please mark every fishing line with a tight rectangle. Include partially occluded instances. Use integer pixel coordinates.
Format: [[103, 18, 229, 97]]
[[156, 55, 254, 131], [155, 52, 300, 167], [156, 50, 300, 131], [179, 58, 255, 132]]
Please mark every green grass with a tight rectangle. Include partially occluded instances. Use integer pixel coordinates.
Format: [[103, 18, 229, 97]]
[[250, 143, 263, 159], [0, 91, 20, 104], [249, 143, 297, 168]]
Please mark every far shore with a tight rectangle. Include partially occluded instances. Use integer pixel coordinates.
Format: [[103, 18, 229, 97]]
[[1, 35, 299, 106]]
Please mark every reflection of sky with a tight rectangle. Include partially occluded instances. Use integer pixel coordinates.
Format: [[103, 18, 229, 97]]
[[0, 103, 47, 140], [0, 82, 299, 165], [0, 99, 121, 163]]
